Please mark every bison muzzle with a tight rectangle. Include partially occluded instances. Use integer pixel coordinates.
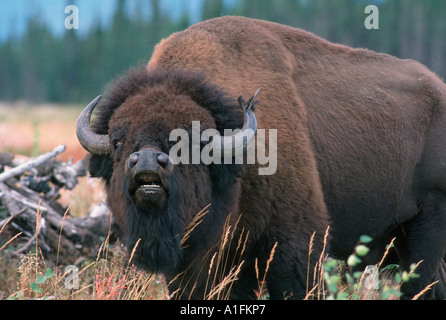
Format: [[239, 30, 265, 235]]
[[126, 148, 171, 210]]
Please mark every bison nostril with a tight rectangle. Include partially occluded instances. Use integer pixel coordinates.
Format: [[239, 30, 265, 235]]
[[128, 152, 139, 169], [157, 153, 170, 169]]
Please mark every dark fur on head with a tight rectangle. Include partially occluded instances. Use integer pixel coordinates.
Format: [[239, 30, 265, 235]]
[[88, 67, 246, 276], [89, 67, 244, 181]]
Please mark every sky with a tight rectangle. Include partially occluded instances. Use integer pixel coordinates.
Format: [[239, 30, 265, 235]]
[[0, 0, 208, 41]]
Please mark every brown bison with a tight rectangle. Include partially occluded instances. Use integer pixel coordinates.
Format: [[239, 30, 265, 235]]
[[77, 16, 446, 299]]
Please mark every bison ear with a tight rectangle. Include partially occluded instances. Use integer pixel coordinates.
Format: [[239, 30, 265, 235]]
[[88, 154, 113, 185]]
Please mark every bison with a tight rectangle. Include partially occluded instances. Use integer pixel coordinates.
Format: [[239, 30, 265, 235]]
[[76, 16, 446, 299]]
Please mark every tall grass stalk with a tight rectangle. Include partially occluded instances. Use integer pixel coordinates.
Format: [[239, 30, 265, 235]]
[[305, 226, 330, 300]]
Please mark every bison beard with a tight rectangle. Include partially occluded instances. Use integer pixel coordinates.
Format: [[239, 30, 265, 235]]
[[126, 195, 183, 273], [125, 167, 193, 274], [124, 162, 242, 278], [128, 205, 182, 273]]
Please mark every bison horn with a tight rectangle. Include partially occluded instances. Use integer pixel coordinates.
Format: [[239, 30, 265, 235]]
[[218, 89, 259, 158], [76, 95, 111, 156]]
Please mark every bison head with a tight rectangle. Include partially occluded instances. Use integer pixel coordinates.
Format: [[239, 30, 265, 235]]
[[76, 68, 257, 276]]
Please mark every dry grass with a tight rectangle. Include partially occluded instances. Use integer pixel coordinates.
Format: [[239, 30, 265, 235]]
[[0, 199, 437, 300], [0, 101, 87, 162], [2, 245, 168, 300], [169, 213, 249, 300], [202, 215, 248, 300], [1, 212, 167, 300]]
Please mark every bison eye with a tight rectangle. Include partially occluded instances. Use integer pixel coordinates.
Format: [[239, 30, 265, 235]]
[[112, 139, 123, 151]]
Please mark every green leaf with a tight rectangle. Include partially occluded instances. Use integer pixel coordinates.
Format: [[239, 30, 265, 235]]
[[329, 283, 338, 294], [381, 290, 391, 299], [402, 271, 410, 282], [380, 264, 400, 272], [347, 254, 361, 267], [359, 235, 373, 244], [391, 289, 403, 298], [329, 275, 341, 285], [410, 272, 420, 279], [31, 282, 43, 294], [44, 268, 54, 280], [37, 268, 54, 284], [36, 275, 46, 284], [395, 273, 402, 284], [355, 245, 370, 257], [337, 292, 349, 300], [324, 259, 338, 271], [345, 273, 354, 284]]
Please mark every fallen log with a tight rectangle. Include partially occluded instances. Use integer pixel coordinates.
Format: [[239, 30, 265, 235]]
[[0, 145, 66, 183], [0, 146, 118, 266]]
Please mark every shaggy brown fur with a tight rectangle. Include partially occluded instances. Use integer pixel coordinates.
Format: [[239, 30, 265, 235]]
[[86, 16, 446, 299]]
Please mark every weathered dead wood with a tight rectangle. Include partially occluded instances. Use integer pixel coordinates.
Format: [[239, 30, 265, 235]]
[[0, 145, 66, 183], [0, 146, 117, 265]]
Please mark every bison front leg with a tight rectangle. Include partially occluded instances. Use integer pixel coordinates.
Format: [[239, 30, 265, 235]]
[[228, 260, 261, 300], [265, 238, 324, 300], [432, 258, 446, 299], [401, 191, 446, 300]]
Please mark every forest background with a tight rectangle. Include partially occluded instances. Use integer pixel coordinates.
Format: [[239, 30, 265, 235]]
[[0, 0, 445, 104]]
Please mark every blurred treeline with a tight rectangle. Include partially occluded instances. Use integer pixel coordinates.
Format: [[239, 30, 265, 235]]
[[0, 0, 445, 103]]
